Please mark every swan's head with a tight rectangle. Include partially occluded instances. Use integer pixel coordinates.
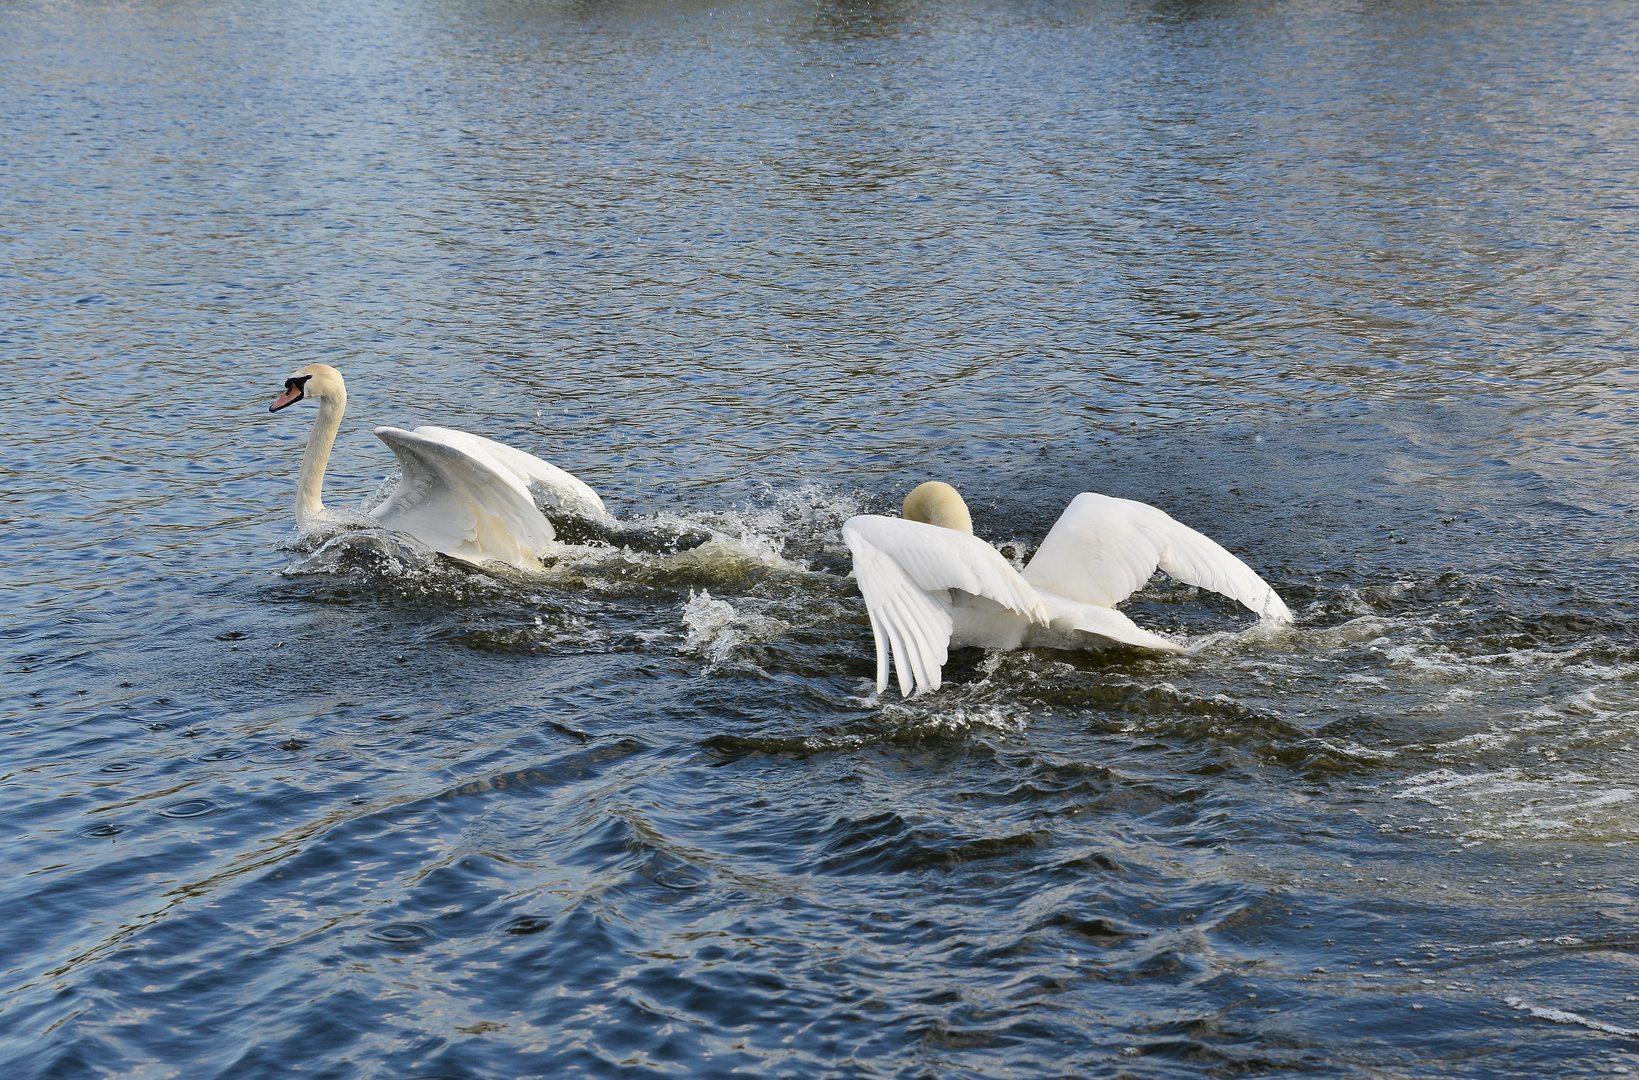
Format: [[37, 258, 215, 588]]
[[270, 363, 346, 412], [902, 481, 973, 534]]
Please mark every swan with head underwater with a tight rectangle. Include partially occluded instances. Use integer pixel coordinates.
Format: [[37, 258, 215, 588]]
[[269, 363, 612, 570], [842, 482, 1293, 697]]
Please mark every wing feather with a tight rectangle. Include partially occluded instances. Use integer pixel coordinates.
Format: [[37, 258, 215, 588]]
[[845, 516, 1048, 622], [410, 425, 611, 524], [371, 427, 556, 569], [1036, 593, 1185, 652], [866, 607, 890, 691], [842, 516, 1048, 697], [1024, 492, 1291, 621], [843, 520, 952, 696]]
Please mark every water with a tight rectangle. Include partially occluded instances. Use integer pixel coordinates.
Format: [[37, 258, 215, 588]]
[[4, 0, 1639, 1075]]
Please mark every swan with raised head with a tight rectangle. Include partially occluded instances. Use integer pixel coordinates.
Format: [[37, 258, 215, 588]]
[[842, 482, 1292, 697], [269, 364, 610, 570]]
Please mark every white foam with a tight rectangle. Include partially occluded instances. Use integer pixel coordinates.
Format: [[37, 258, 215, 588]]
[[282, 526, 443, 577], [877, 700, 1032, 735], [1394, 766, 1639, 843], [1182, 616, 1295, 655], [1396, 768, 1526, 798], [1503, 996, 1639, 1037], [1319, 739, 1397, 762]]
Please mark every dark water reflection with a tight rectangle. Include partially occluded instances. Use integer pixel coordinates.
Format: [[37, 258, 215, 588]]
[[4, 0, 1639, 1076]]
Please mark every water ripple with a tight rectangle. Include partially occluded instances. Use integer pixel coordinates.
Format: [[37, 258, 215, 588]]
[[3, 0, 1638, 1077]]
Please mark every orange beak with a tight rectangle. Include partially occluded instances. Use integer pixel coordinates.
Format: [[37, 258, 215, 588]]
[[269, 380, 306, 412]]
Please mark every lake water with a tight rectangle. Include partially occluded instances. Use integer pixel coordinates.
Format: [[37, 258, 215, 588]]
[[4, 0, 1639, 1076]]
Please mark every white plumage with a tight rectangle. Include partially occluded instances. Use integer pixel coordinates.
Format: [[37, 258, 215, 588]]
[[270, 364, 608, 570], [844, 482, 1291, 697], [842, 516, 1048, 697]]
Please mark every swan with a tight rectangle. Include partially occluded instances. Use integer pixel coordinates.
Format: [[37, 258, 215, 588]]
[[842, 482, 1292, 697], [269, 364, 610, 570]]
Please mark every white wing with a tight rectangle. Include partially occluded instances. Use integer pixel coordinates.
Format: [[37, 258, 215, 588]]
[[1023, 492, 1292, 621], [410, 426, 611, 524], [842, 515, 1048, 698], [1035, 592, 1185, 653], [370, 427, 556, 569]]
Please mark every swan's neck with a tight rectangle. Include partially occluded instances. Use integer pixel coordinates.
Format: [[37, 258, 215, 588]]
[[295, 393, 345, 530]]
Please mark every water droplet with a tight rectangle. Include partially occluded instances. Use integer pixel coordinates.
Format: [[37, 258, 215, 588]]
[[500, 916, 552, 936], [80, 823, 126, 838], [99, 762, 139, 773]]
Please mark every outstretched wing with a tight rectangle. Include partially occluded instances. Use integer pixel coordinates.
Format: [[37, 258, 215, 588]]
[[1023, 492, 1291, 621], [370, 427, 556, 569], [1037, 593, 1185, 653], [842, 515, 1048, 697], [411, 426, 612, 524]]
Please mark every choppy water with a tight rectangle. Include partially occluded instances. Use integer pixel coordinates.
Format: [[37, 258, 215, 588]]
[[5, 0, 1639, 1076]]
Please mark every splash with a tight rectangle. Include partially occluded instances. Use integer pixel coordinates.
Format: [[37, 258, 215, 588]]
[[681, 589, 741, 662], [679, 589, 790, 671], [282, 527, 442, 577], [876, 701, 1033, 736]]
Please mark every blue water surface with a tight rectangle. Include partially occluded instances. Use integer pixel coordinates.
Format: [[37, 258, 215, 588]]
[[4, 0, 1639, 1076]]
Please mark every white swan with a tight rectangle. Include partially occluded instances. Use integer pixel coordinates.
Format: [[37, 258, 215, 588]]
[[269, 364, 610, 570], [842, 482, 1292, 697]]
